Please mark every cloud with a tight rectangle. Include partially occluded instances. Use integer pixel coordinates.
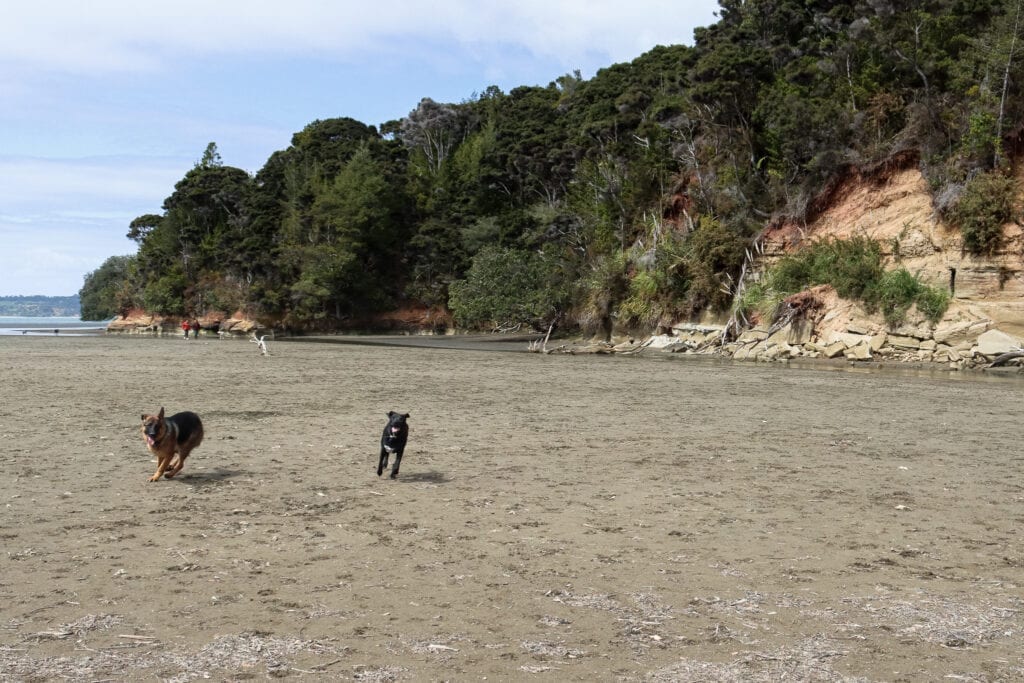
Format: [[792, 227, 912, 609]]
[[1, 1, 718, 75], [0, 156, 185, 211], [0, 156, 180, 295]]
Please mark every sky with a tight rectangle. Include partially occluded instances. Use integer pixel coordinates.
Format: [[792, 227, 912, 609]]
[[0, 1, 721, 297]]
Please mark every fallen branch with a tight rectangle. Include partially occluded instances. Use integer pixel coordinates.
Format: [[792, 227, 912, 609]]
[[986, 349, 1024, 368], [528, 323, 555, 353]]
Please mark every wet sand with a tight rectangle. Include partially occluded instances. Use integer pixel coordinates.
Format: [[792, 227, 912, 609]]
[[1, 334, 1022, 681]]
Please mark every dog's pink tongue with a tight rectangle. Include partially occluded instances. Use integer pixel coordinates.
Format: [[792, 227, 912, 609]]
[[146, 436, 155, 446]]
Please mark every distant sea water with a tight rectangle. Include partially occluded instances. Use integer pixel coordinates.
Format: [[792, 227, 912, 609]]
[[0, 316, 109, 336]]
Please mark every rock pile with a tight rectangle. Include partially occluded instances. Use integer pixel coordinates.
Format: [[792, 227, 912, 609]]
[[552, 319, 1023, 372]]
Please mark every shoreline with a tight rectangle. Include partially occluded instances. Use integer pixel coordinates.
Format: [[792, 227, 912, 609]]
[[5, 327, 1023, 382]]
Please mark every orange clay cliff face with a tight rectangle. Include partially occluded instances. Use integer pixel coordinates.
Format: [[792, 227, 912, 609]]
[[763, 164, 1024, 338]]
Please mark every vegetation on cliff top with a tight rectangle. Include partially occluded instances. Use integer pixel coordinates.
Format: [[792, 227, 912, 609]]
[[80, 0, 1021, 332]]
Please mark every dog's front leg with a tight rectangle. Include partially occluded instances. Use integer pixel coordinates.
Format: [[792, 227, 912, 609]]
[[390, 451, 403, 479], [377, 448, 389, 477], [149, 455, 172, 482]]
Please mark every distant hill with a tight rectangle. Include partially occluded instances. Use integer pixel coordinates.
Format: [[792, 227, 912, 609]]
[[0, 295, 80, 317]]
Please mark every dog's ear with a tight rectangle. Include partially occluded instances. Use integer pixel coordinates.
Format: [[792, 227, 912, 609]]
[[141, 413, 147, 422], [403, 413, 410, 419], [158, 407, 165, 419], [387, 410, 395, 418]]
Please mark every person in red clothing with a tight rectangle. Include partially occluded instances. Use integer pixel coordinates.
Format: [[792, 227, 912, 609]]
[[182, 320, 190, 339]]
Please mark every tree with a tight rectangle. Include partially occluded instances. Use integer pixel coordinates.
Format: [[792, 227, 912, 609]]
[[199, 141, 223, 168], [127, 214, 162, 243], [399, 98, 462, 175], [79, 255, 137, 319], [448, 246, 566, 330]]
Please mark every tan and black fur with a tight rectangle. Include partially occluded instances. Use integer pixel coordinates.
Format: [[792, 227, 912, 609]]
[[140, 407, 204, 482]]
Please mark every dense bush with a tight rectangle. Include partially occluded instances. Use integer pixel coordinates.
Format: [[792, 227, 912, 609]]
[[448, 246, 566, 329], [947, 170, 1016, 256], [772, 237, 884, 301]]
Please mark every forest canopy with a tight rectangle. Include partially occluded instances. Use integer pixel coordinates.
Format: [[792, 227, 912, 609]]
[[81, 0, 1023, 335]]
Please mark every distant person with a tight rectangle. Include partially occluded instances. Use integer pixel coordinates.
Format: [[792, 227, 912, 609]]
[[182, 320, 190, 339], [191, 320, 200, 339]]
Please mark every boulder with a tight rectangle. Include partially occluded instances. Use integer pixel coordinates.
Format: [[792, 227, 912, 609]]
[[823, 342, 847, 359], [220, 318, 258, 335], [645, 334, 678, 349], [736, 328, 769, 343], [933, 320, 991, 345], [887, 335, 921, 349], [976, 329, 1022, 356], [890, 321, 933, 340], [826, 331, 870, 348], [767, 320, 813, 346], [844, 343, 872, 361]]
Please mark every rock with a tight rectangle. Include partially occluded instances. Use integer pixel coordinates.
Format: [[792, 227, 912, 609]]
[[891, 321, 933, 340], [661, 341, 691, 353], [869, 333, 887, 352], [767, 320, 812, 346], [826, 331, 870, 348], [976, 329, 1022, 356], [933, 320, 991, 345], [736, 328, 769, 343], [823, 342, 847, 359], [220, 318, 258, 335], [733, 342, 758, 361], [645, 334, 678, 349], [887, 335, 921, 349], [763, 343, 793, 360], [844, 343, 872, 361]]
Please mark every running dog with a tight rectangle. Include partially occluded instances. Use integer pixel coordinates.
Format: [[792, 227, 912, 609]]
[[140, 407, 204, 482], [378, 411, 410, 479]]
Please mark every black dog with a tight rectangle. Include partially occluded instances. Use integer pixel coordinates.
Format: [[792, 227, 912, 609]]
[[378, 411, 410, 478]]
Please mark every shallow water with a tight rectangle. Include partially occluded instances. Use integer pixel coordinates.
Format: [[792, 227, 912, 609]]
[[0, 316, 108, 336]]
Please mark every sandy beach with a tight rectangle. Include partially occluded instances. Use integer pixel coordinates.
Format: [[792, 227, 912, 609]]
[[1, 333, 1022, 681]]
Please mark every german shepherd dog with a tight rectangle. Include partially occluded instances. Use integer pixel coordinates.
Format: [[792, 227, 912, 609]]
[[140, 407, 204, 482], [378, 411, 409, 479]]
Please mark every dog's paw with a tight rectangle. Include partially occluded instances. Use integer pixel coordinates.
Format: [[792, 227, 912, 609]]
[[148, 474, 161, 482]]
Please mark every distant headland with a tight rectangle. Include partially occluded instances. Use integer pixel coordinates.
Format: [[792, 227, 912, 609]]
[[0, 295, 80, 317]]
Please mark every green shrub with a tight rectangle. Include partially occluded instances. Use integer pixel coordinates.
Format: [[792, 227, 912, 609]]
[[867, 268, 921, 327], [760, 239, 950, 328], [448, 246, 565, 329], [682, 218, 750, 313], [772, 236, 883, 300], [914, 283, 951, 324], [949, 171, 1015, 256], [618, 270, 663, 326]]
